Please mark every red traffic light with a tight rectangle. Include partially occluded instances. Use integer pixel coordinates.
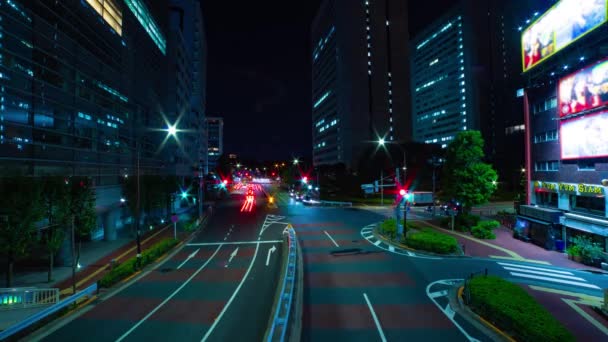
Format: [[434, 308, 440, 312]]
[[223, 180, 228, 185], [399, 189, 406, 196], [302, 176, 308, 183]]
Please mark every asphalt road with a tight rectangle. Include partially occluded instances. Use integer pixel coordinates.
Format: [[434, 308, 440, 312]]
[[277, 193, 608, 341], [35, 187, 286, 342]]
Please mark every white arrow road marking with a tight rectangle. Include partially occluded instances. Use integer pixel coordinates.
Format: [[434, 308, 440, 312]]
[[225, 247, 239, 268], [266, 245, 277, 266], [177, 248, 200, 269]]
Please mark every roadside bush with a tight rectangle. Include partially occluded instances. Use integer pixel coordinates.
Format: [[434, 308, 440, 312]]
[[405, 229, 458, 254], [99, 238, 178, 288], [467, 276, 574, 342], [456, 213, 480, 231], [380, 218, 398, 240], [471, 220, 500, 239], [184, 219, 199, 232], [439, 217, 451, 228]]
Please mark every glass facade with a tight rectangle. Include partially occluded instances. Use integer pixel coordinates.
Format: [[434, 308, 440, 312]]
[[411, 15, 467, 148], [124, 0, 166, 55], [84, 0, 122, 35]]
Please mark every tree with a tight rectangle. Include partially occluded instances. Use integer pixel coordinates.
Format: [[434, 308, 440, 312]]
[[40, 176, 68, 282], [0, 176, 44, 287], [62, 177, 97, 271], [441, 131, 498, 213]]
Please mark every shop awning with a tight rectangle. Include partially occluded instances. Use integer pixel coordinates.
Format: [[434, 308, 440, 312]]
[[563, 217, 608, 237], [517, 215, 551, 226]]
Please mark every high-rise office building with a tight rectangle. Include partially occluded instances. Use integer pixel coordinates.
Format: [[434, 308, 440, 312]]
[[311, 0, 410, 169], [410, 0, 536, 187], [206, 117, 223, 172], [167, 0, 208, 177], [0, 0, 170, 240]]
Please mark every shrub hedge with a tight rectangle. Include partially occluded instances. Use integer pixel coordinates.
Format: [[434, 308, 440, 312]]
[[467, 276, 574, 342], [404, 228, 458, 254], [471, 220, 500, 239], [380, 218, 397, 240], [99, 238, 179, 288]]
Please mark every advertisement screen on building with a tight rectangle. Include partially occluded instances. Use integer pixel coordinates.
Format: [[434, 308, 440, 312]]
[[559, 59, 608, 116], [522, 0, 607, 72], [561, 111, 608, 159]]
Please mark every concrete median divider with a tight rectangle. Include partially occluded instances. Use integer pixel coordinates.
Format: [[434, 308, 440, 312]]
[[264, 225, 301, 342]]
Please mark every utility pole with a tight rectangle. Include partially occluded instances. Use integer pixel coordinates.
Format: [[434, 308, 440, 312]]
[[71, 215, 76, 295], [380, 169, 384, 206], [136, 140, 142, 268], [403, 151, 407, 239], [198, 163, 203, 219]]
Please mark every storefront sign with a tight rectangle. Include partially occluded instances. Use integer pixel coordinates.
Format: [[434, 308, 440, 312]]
[[534, 181, 558, 192], [534, 181, 604, 195], [578, 184, 604, 195]]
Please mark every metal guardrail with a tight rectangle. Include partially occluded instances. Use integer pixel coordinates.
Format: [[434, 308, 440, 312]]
[[267, 226, 298, 342], [318, 200, 352, 207], [0, 283, 97, 340], [0, 287, 60, 310]]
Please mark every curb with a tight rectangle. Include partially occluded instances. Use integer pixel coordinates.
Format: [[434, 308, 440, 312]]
[[372, 224, 467, 258], [456, 286, 516, 342]]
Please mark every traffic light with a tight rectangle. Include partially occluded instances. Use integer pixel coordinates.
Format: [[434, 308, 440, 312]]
[[399, 189, 411, 201], [302, 176, 308, 184]]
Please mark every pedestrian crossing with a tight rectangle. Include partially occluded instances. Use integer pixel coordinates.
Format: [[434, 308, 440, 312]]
[[497, 262, 601, 290]]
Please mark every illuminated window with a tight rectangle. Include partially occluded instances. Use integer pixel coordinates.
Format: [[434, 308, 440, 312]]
[[85, 0, 123, 35], [124, 0, 166, 55]]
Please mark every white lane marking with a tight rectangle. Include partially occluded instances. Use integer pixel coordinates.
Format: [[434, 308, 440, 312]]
[[324, 230, 340, 247], [374, 240, 382, 246], [187, 240, 281, 246], [177, 248, 200, 270], [388, 245, 395, 252], [266, 245, 276, 266], [444, 303, 455, 319], [497, 262, 573, 275], [426, 279, 480, 342], [225, 247, 239, 268], [363, 293, 387, 342], [510, 272, 601, 289], [201, 242, 261, 341], [503, 267, 584, 281], [429, 290, 448, 299], [115, 245, 222, 342]]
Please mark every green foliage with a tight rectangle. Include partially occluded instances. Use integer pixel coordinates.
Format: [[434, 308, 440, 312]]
[[184, 219, 199, 232], [404, 229, 458, 254], [0, 176, 45, 286], [441, 131, 498, 212], [99, 238, 179, 288], [467, 276, 574, 342], [478, 220, 500, 229], [571, 236, 604, 263], [565, 245, 582, 257], [41, 177, 68, 253], [470, 220, 499, 239], [380, 218, 398, 240], [123, 175, 177, 223]]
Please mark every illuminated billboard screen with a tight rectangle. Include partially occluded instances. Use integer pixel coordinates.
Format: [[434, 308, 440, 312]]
[[522, 0, 607, 72], [559, 59, 608, 117], [561, 111, 608, 159]]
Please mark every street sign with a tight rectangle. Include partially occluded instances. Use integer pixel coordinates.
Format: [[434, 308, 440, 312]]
[[171, 214, 178, 223]]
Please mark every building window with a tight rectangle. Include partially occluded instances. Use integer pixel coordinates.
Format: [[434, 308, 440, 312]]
[[124, 0, 166, 55], [533, 129, 558, 143], [577, 160, 595, 171], [537, 192, 558, 208], [570, 195, 605, 216], [85, 0, 123, 35], [534, 160, 559, 171]]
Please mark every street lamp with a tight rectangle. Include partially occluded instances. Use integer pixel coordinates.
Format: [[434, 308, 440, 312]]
[[293, 158, 299, 165], [376, 138, 407, 238], [167, 124, 177, 137]]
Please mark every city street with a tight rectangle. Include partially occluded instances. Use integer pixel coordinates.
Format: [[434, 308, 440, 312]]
[[275, 192, 608, 341], [33, 188, 286, 342]]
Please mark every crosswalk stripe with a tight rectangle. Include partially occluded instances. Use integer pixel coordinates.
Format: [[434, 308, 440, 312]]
[[510, 272, 600, 290], [503, 267, 584, 281], [498, 262, 573, 275], [429, 290, 448, 298], [388, 245, 395, 252], [374, 240, 381, 246], [362, 233, 372, 239]]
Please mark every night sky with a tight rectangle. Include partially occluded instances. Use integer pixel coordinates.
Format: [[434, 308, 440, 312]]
[[202, 0, 457, 161]]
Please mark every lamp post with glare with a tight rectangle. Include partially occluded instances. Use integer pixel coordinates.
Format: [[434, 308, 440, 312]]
[[377, 138, 408, 238]]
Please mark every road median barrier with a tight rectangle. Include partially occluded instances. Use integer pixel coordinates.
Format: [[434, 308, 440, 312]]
[[265, 225, 299, 341]]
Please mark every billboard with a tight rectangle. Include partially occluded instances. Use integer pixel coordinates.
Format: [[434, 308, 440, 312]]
[[560, 111, 608, 159], [559, 59, 608, 117], [522, 0, 607, 72]]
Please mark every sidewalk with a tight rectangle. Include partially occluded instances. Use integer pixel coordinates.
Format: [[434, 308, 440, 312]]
[[8, 205, 206, 296], [425, 221, 602, 271]]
